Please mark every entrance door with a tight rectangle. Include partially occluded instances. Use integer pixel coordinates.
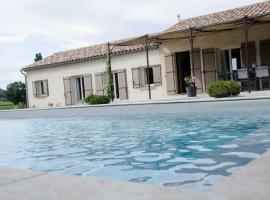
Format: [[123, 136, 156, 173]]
[[112, 73, 120, 100], [175, 51, 191, 94], [75, 77, 85, 103]]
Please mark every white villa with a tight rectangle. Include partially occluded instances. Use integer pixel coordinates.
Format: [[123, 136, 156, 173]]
[[22, 1, 270, 108]]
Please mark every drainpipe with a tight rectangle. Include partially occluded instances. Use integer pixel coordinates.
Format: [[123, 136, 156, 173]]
[[145, 34, 152, 100], [20, 69, 29, 108]]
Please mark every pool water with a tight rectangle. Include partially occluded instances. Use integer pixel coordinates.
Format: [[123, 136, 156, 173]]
[[0, 111, 270, 191]]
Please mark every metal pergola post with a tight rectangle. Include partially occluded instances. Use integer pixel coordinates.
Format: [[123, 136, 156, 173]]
[[107, 42, 114, 101], [244, 15, 251, 93], [189, 27, 195, 86], [145, 34, 152, 100]]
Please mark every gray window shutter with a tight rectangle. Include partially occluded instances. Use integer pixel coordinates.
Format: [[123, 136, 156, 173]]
[[95, 73, 104, 95], [153, 65, 162, 86], [132, 68, 140, 88], [139, 67, 146, 86], [36, 81, 42, 97], [202, 48, 217, 89], [165, 55, 176, 95], [241, 42, 257, 67], [63, 77, 73, 105], [32, 82, 37, 98], [117, 69, 128, 100], [83, 74, 93, 97], [260, 39, 270, 66], [192, 49, 203, 92], [43, 80, 49, 96]]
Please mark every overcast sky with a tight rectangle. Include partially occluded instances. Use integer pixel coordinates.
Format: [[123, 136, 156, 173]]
[[0, 0, 265, 89]]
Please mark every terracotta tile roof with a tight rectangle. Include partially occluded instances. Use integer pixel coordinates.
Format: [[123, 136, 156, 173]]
[[167, 1, 270, 32], [24, 43, 158, 71]]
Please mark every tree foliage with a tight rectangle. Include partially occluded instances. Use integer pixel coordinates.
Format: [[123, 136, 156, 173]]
[[0, 89, 6, 100], [6, 81, 26, 104], [34, 53, 43, 62]]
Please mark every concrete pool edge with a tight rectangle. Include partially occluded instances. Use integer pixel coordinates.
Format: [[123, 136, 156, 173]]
[[1, 97, 270, 119], [1, 94, 270, 113], [0, 150, 269, 200]]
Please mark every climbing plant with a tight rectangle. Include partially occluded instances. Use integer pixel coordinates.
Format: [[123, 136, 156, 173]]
[[104, 55, 113, 100]]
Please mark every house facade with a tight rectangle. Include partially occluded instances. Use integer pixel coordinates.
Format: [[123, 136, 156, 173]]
[[23, 1, 270, 108]]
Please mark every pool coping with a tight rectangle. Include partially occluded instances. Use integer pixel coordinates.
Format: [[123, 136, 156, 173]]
[[1, 95, 270, 113], [0, 150, 269, 200]]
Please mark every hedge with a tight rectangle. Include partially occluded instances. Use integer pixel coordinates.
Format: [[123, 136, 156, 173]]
[[208, 81, 241, 98], [85, 95, 111, 105]]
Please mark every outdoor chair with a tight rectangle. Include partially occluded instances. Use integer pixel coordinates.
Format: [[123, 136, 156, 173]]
[[237, 68, 249, 91], [255, 66, 270, 90]]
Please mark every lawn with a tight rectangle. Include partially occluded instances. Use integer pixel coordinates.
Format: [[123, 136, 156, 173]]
[[0, 101, 15, 110]]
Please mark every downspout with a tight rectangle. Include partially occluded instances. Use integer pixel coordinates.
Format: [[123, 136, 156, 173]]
[[20, 69, 29, 108]]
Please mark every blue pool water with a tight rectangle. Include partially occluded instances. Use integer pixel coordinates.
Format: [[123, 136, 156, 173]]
[[0, 110, 270, 190]]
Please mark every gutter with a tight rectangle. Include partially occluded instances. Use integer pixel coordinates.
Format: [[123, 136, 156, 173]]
[[20, 69, 29, 108]]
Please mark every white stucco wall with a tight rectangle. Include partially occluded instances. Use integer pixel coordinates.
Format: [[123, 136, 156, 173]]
[[26, 49, 166, 108], [26, 23, 270, 108]]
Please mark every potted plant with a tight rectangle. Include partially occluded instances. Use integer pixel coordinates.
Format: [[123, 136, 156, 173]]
[[185, 75, 197, 97]]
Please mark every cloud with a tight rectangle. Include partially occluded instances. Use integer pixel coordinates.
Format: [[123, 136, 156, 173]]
[[0, 34, 28, 44]]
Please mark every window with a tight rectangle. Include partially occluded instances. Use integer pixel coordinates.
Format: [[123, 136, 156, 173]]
[[33, 80, 49, 98], [144, 67, 154, 85]]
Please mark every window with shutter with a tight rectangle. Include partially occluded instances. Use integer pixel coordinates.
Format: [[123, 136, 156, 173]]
[[83, 74, 93, 97], [132, 68, 140, 88], [152, 65, 162, 86], [32, 80, 49, 98], [165, 55, 177, 95]]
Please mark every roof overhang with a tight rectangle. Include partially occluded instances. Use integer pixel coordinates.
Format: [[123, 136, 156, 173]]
[[112, 13, 270, 47]]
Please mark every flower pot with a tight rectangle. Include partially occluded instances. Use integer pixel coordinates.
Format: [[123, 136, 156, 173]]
[[186, 86, 197, 97]]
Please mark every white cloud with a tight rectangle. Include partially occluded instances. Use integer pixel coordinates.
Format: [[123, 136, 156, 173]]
[[0, 34, 28, 44]]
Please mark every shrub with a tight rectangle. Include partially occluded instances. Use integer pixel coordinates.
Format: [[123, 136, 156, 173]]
[[16, 102, 25, 109], [85, 95, 111, 105], [208, 81, 240, 98]]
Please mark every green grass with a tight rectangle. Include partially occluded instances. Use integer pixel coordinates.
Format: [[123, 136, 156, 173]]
[[0, 101, 15, 110]]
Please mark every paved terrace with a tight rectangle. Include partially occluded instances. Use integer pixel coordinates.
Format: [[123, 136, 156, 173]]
[[0, 150, 269, 200]]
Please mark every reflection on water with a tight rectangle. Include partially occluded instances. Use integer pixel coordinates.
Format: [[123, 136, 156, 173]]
[[0, 112, 270, 191]]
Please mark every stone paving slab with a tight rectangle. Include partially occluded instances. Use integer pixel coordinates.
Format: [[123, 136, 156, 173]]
[[0, 151, 269, 200], [212, 150, 270, 200]]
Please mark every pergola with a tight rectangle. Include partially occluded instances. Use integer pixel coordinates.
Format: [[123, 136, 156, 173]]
[[108, 13, 270, 100]]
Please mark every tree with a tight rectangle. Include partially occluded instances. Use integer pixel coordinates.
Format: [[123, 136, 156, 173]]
[[6, 81, 26, 104], [34, 53, 42, 62], [0, 89, 6, 100]]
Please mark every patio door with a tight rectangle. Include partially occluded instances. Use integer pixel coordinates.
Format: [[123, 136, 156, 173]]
[[112, 70, 128, 100], [220, 48, 241, 81], [175, 51, 191, 94]]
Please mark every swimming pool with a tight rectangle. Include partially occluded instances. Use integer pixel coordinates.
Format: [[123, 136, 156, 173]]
[[0, 100, 270, 191]]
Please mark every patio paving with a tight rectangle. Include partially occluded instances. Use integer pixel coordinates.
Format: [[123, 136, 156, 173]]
[[0, 150, 269, 200]]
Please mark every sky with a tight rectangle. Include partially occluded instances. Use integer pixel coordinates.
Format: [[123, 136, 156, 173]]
[[0, 0, 265, 89]]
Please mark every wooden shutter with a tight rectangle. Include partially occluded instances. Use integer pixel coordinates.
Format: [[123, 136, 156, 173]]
[[241, 42, 257, 67], [43, 80, 49, 96], [63, 77, 73, 105], [260, 39, 270, 66], [165, 55, 176, 95], [153, 65, 162, 86], [95, 72, 104, 95], [117, 69, 128, 100], [32, 82, 37, 98], [132, 68, 140, 88], [192, 49, 203, 92], [83, 74, 93, 97], [203, 48, 217, 89]]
